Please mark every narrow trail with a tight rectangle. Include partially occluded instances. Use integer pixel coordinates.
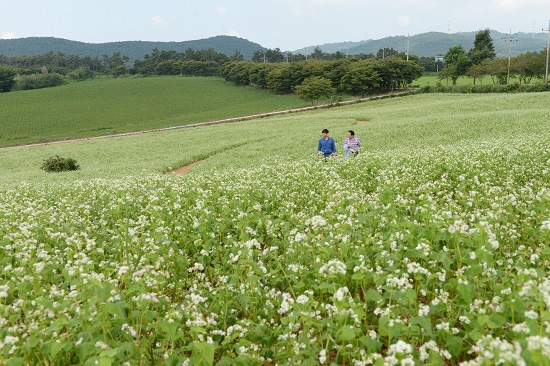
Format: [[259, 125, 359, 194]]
[[165, 160, 205, 175]]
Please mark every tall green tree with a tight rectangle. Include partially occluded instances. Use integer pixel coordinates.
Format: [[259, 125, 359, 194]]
[[468, 29, 496, 65], [0, 67, 17, 92], [444, 45, 470, 84]]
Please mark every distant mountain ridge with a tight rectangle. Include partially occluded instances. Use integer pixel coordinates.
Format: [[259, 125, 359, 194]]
[[0, 36, 266, 62], [0, 30, 547, 62], [296, 30, 548, 58]]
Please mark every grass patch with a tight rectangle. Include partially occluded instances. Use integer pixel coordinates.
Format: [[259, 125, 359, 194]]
[[413, 73, 546, 87]]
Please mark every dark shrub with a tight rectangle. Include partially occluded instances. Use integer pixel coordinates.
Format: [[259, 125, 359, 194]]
[[41, 156, 80, 172]]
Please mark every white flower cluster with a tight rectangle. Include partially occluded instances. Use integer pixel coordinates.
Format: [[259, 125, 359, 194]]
[[307, 215, 327, 230], [319, 259, 347, 277]]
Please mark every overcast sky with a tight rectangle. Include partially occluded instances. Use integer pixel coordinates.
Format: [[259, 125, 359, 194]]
[[1, 0, 548, 51]]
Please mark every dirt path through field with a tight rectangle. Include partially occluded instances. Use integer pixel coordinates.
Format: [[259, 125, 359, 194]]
[[165, 160, 205, 175]]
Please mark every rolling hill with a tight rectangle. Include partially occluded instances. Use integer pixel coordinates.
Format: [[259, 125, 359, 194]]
[[0, 35, 266, 62], [293, 30, 548, 58], [0, 29, 547, 63]]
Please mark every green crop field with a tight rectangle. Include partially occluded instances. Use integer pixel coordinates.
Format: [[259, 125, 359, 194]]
[[1, 89, 550, 365], [0, 76, 308, 147]]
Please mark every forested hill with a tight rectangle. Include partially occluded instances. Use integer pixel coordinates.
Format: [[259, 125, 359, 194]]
[[1, 30, 547, 61], [296, 30, 549, 58], [0, 36, 266, 62]]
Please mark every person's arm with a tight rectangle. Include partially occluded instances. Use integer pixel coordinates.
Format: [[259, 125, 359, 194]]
[[343, 138, 349, 151], [331, 139, 337, 154]]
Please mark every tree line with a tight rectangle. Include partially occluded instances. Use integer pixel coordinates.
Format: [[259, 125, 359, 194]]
[[0, 29, 548, 96], [220, 58, 424, 102], [441, 29, 548, 85]]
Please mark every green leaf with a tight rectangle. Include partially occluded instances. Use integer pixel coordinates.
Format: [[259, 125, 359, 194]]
[[100, 348, 118, 358], [99, 349, 119, 366], [465, 264, 483, 277], [359, 336, 383, 352], [488, 314, 507, 329], [159, 319, 180, 340], [365, 289, 382, 302], [234, 354, 255, 366], [6, 358, 24, 366], [456, 283, 473, 303], [437, 253, 452, 271], [50, 341, 67, 359], [338, 326, 356, 342], [246, 275, 261, 284], [446, 336, 463, 357], [468, 329, 483, 341], [410, 316, 434, 337], [77, 342, 97, 363], [192, 342, 215, 366]]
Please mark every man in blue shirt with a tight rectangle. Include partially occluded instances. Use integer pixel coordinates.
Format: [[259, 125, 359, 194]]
[[317, 128, 337, 160]]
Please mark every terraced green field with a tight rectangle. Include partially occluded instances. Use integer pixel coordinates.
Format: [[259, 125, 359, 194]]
[[0, 76, 307, 147]]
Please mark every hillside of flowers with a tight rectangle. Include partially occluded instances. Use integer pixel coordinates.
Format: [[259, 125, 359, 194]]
[[1, 132, 550, 365]]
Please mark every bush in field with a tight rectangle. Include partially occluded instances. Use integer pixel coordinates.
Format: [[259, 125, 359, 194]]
[[67, 67, 95, 81], [41, 155, 80, 172], [17, 72, 67, 90], [0, 67, 17, 92]]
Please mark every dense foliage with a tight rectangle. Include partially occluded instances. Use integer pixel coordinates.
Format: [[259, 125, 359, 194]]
[[0, 67, 17, 92], [17, 72, 67, 91], [132, 48, 232, 76], [221, 58, 424, 95]]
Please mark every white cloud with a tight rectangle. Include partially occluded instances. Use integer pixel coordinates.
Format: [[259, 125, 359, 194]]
[[492, 0, 548, 12], [226, 29, 240, 37], [396, 15, 411, 27], [151, 16, 169, 27], [216, 6, 229, 15], [0, 32, 16, 39]]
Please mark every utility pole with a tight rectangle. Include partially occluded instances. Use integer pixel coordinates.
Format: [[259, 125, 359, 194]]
[[406, 34, 410, 61], [544, 20, 550, 85], [502, 29, 517, 85]]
